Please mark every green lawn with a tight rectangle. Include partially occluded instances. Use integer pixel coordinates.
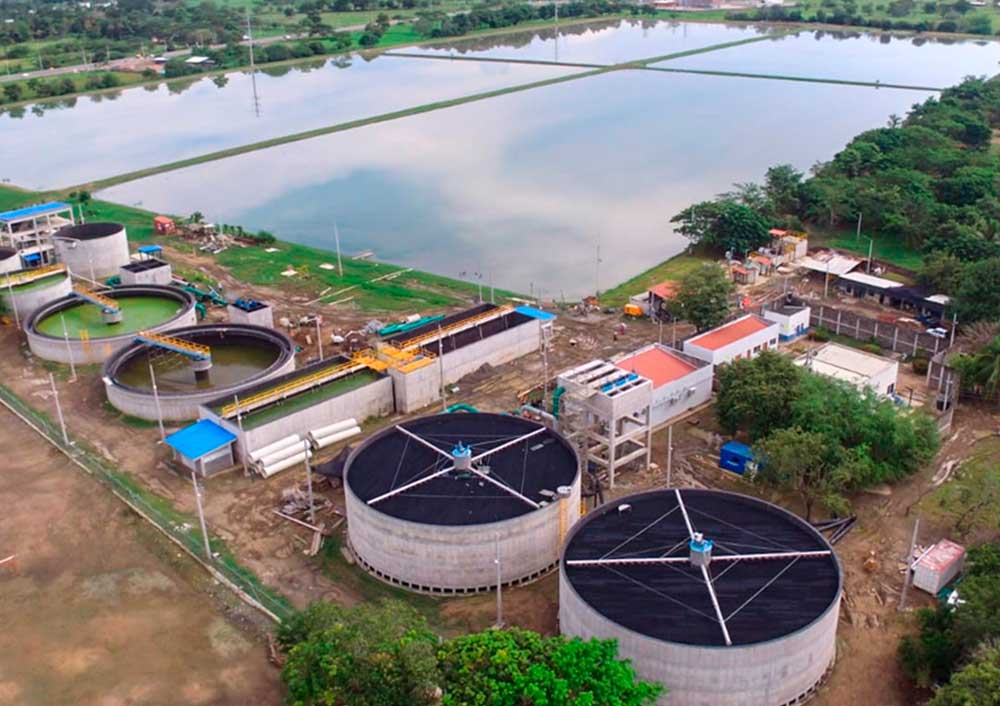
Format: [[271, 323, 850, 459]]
[[812, 228, 924, 272], [599, 252, 708, 308], [240, 369, 380, 429]]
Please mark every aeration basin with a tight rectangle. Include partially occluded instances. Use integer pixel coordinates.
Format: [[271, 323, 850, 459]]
[[103, 323, 296, 421], [25, 285, 197, 364]]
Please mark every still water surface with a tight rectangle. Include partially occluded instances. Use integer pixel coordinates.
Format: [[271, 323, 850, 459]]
[[100, 66, 938, 297]]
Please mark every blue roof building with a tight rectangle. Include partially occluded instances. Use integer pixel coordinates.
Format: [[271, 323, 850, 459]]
[[165, 419, 237, 476]]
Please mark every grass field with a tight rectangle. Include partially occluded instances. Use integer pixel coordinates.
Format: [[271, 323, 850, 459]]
[[0, 184, 513, 313], [812, 228, 925, 271], [599, 252, 708, 307], [793, 0, 1000, 33]]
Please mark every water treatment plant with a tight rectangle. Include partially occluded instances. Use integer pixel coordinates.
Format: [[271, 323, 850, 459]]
[[345, 412, 580, 594], [560, 488, 842, 706], [25, 284, 197, 364], [51, 222, 131, 279], [103, 323, 297, 421]]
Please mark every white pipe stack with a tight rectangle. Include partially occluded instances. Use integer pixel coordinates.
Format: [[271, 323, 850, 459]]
[[308, 418, 360, 450], [260, 450, 313, 479], [249, 434, 301, 462]]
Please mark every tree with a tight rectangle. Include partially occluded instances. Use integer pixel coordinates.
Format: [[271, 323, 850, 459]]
[[670, 200, 770, 255], [437, 628, 662, 706], [955, 258, 1000, 323], [929, 642, 1000, 706], [918, 252, 965, 296], [950, 335, 1000, 400], [715, 351, 802, 440], [752, 427, 850, 520], [764, 164, 804, 216], [279, 600, 440, 706], [669, 263, 732, 332], [3, 82, 23, 102]]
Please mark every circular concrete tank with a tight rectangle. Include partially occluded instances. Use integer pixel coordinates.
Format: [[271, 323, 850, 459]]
[[0, 247, 19, 275], [25, 285, 197, 365], [345, 413, 580, 594], [559, 488, 842, 706], [0, 269, 72, 321], [53, 222, 130, 279], [102, 323, 297, 422]]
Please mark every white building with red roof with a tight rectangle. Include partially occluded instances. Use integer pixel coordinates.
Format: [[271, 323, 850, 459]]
[[683, 314, 780, 366], [613, 343, 712, 427]]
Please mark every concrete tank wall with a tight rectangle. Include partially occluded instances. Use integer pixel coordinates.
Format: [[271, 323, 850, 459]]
[[53, 222, 130, 279], [25, 286, 197, 365], [0, 249, 19, 275], [558, 571, 840, 706], [346, 472, 580, 594], [0, 273, 72, 322], [201, 374, 394, 460], [102, 324, 297, 422]]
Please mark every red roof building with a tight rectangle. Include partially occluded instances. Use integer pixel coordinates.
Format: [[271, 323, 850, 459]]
[[683, 314, 780, 366]]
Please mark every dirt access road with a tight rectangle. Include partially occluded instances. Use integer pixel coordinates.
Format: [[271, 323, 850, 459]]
[[0, 406, 282, 706]]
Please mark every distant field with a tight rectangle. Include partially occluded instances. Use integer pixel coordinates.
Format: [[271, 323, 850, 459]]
[[600, 252, 708, 307], [792, 0, 1000, 33]]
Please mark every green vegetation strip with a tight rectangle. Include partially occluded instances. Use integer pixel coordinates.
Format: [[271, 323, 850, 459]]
[[0, 382, 295, 622], [643, 65, 944, 92], [76, 32, 787, 193], [241, 370, 380, 429]]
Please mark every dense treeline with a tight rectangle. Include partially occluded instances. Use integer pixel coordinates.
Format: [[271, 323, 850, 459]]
[[717, 351, 939, 518], [899, 543, 1000, 702], [728, 3, 996, 35], [413, 0, 655, 38], [672, 76, 1000, 320]]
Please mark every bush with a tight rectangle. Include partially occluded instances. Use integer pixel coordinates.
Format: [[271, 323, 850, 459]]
[[912, 356, 929, 375], [810, 327, 831, 342]]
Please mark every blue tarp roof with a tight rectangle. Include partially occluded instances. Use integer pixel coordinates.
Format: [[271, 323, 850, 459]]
[[0, 202, 72, 223], [515, 305, 556, 321], [138, 245, 162, 254], [165, 419, 236, 460]]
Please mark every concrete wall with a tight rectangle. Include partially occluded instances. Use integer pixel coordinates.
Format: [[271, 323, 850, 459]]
[[347, 475, 581, 593], [54, 223, 130, 278], [650, 363, 713, 428], [391, 319, 542, 414], [25, 288, 197, 365], [227, 304, 274, 329], [559, 571, 840, 706], [202, 375, 394, 460], [120, 261, 172, 286], [0, 252, 19, 275], [684, 323, 780, 366], [869, 360, 900, 397], [0, 273, 72, 321], [104, 353, 296, 422], [764, 307, 811, 340]]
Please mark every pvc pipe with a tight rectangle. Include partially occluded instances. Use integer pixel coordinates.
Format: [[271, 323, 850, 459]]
[[257, 442, 309, 468], [249, 434, 301, 461], [312, 426, 361, 450], [309, 418, 358, 440], [260, 450, 311, 478]]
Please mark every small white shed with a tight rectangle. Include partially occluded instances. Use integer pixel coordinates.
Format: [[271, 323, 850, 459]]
[[913, 539, 966, 595]]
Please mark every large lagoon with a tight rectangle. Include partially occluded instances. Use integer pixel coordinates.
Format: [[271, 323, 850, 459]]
[[10, 19, 994, 296]]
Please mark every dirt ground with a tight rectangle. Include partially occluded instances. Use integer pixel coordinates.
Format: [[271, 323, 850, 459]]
[[0, 406, 282, 706], [0, 239, 987, 706]]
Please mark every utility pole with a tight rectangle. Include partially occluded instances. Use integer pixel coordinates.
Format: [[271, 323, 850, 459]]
[[855, 212, 862, 240], [304, 439, 315, 524], [867, 237, 874, 274], [246, 9, 261, 117], [438, 326, 446, 412], [234, 395, 250, 477], [6, 276, 19, 329], [494, 532, 504, 628], [315, 315, 323, 360], [192, 470, 213, 561], [666, 424, 674, 487], [594, 240, 601, 298], [49, 373, 70, 446], [333, 222, 343, 277], [899, 517, 920, 611], [149, 361, 165, 441], [824, 260, 831, 299], [61, 314, 76, 382]]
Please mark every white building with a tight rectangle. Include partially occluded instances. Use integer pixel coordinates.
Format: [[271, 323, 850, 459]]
[[796, 342, 899, 397], [683, 314, 780, 366], [763, 304, 811, 341], [613, 344, 712, 427]]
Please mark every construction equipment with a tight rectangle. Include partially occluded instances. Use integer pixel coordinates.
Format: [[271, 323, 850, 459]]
[[623, 303, 643, 317]]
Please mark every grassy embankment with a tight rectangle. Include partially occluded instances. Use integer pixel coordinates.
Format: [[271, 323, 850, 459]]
[[0, 184, 514, 312], [811, 227, 925, 271]]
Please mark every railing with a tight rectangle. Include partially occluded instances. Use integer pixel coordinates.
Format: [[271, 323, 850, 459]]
[[394, 304, 514, 351], [72, 283, 119, 312], [0, 263, 66, 288], [220, 358, 366, 418], [136, 331, 211, 360]]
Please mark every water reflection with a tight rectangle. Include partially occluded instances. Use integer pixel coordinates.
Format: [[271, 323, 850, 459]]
[[0, 57, 579, 189], [100, 70, 936, 298]]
